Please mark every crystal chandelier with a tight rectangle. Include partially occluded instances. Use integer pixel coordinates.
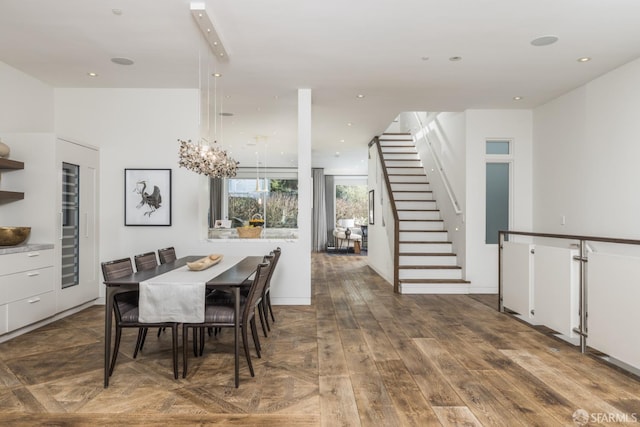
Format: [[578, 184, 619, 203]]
[[178, 138, 238, 178], [178, 47, 238, 178]]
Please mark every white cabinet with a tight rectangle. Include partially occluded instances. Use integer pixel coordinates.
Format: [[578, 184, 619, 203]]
[[0, 248, 56, 334]]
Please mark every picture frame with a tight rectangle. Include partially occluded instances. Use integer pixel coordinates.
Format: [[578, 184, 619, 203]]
[[368, 189, 375, 225], [124, 168, 172, 226]]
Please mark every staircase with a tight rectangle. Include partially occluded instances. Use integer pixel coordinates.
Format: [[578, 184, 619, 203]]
[[379, 133, 469, 293]]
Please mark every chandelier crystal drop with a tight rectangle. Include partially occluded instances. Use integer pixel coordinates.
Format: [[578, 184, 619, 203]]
[[178, 138, 238, 178]]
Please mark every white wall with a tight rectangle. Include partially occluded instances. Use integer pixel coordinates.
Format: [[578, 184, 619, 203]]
[[366, 143, 394, 285], [534, 57, 640, 239], [466, 110, 533, 292], [0, 62, 53, 132], [54, 88, 311, 305]]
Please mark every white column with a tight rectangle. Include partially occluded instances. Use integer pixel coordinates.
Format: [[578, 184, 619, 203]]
[[297, 88, 312, 298]]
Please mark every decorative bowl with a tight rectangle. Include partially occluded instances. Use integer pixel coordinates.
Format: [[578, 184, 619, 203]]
[[0, 226, 31, 246]]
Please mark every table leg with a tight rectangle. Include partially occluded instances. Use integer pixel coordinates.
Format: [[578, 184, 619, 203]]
[[234, 286, 240, 388], [104, 287, 114, 388]]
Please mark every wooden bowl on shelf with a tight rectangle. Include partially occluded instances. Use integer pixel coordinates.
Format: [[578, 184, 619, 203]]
[[0, 226, 31, 246]]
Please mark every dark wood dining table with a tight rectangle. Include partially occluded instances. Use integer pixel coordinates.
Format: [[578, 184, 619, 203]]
[[103, 255, 263, 388]]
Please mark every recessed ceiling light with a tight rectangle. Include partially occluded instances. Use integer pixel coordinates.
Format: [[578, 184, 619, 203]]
[[335, 152, 340, 157], [356, 94, 365, 99], [87, 72, 98, 77], [219, 112, 233, 116], [340, 139, 345, 143], [347, 122, 353, 126], [577, 57, 591, 62], [111, 57, 134, 66], [212, 73, 221, 77], [421, 56, 429, 61], [513, 96, 523, 101], [530, 35, 559, 46], [449, 56, 462, 61], [111, 9, 122, 15]]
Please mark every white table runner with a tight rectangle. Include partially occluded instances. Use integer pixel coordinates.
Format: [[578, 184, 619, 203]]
[[139, 256, 243, 323]]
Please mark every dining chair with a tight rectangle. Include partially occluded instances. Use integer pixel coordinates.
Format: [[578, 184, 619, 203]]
[[182, 260, 272, 380], [134, 251, 158, 271], [157, 246, 177, 264], [102, 258, 180, 380], [206, 253, 274, 338], [262, 247, 281, 329]]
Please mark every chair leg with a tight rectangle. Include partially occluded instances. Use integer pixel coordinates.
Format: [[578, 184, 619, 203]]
[[193, 327, 199, 357], [241, 324, 255, 377], [199, 327, 205, 357], [133, 328, 145, 359], [109, 326, 123, 377], [171, 324, 178, 379], [157, 327, 165, 337], [267, 293, 275, 323], [139, 327, 149, 351], [258, 303, 268, 337], [262, 299, 271, 332], [182, 325, 189, 378], [250, 317, 261, 357]]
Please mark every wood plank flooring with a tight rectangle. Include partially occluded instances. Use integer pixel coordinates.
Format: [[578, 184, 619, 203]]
[[1, 253, 640, 425]]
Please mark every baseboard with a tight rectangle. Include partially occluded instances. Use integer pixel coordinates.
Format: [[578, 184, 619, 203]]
[[271, 297, 311, 306], [399, 282, 470, 294]]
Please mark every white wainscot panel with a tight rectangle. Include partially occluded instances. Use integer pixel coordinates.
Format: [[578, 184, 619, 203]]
[[588, 252, 640, 371], [502, 242, 535, 323], [533, 246, 579, 339]]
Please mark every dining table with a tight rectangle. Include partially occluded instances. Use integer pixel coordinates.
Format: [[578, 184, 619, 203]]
[[102, 255, 263, 388]]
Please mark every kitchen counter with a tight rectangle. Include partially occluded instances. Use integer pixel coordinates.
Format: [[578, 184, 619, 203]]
[[0, 243, 54, 255]]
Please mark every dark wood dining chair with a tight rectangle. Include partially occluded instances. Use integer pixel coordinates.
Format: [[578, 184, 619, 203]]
[[182, 260, 272, 380], [134, 251, 158, 271], [262, 247, 281, 329], [157, 246, 177, 264], [102, 257, 179, 380]]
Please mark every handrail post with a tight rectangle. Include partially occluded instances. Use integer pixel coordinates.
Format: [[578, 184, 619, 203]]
[[498, 231, 504, 312], [579, 239, 587, 353]]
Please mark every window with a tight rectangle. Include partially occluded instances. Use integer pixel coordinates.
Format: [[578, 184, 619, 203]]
[[335, 183, 367, 226], [209, 168, 298, 230], [227, 178, 298, 228]]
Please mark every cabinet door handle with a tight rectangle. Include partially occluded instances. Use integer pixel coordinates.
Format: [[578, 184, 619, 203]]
[[28, 298, 41, 304], [27, 271, 40, 277], [27, 252, 40, 257]]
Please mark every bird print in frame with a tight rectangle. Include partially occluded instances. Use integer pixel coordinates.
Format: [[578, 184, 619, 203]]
[[124, 169, 172, 226]]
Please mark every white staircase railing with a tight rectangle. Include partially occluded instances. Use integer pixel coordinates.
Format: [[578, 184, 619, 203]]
[[412, 112, 462, 215]]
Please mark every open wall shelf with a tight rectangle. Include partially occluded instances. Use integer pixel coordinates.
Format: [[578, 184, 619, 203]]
[[0, 158, 25, 202]]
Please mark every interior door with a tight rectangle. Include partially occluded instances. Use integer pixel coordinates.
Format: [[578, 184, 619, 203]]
[[56, 139, 99, 311]]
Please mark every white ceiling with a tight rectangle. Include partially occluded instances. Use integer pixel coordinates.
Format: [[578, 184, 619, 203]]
[[2, 0, 640, 174]]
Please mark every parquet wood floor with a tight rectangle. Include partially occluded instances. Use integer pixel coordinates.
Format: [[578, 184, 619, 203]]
[[1, 253, 639, 426]]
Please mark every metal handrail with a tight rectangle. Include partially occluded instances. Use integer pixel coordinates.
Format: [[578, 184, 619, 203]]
[[370, 136, 400, 293], [412, 112, 462, 215], [498, 229, 640, 354]]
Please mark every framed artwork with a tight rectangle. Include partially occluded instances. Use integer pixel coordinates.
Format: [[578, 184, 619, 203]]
[[368, 189, 375, 225], [124, 168, 172, 226]]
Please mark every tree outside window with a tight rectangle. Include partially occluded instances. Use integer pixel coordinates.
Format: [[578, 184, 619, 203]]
[[335, 184, 367, 225], [228, 178, 298, 228]]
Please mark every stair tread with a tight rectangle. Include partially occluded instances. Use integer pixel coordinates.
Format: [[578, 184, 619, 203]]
[[399, 252, 455, 256], [397, 209, 439, 212], [400, 241, 451, 244], [399, 230, 446, 233], [400, 278, 471, 284], [399, 265, 461, 269]]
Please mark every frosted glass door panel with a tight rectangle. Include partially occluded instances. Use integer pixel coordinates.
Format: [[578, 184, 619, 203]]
[[486, 163, 509, 244]]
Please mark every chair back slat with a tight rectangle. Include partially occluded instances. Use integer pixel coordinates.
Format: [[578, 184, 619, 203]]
[[134, 252, 158, 272], [101, 258, 134, 281], [243, 262, 271, 317], [158, 247, 177, 264]]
